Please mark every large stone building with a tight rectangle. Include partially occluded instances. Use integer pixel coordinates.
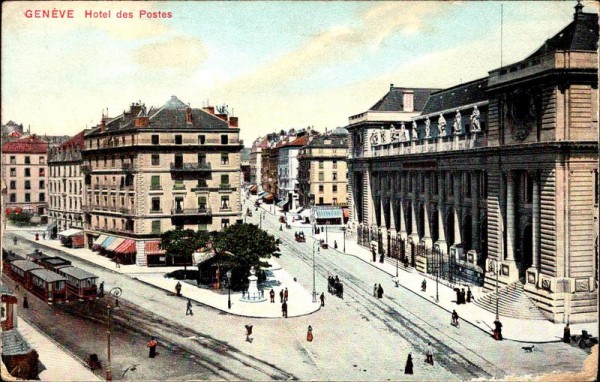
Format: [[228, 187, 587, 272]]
[[1, 135, 49, 218], [81, 96, 243, 266], [347, 5, 598, 323], [249, 136, 269, 188], [277, 134, 309, 211], [297, 127, 350, 208], [48, 130, 86, 235]]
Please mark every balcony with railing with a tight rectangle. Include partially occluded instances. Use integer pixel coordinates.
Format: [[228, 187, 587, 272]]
[[169, 162, 212, 172], [171, 207, 212, 216]]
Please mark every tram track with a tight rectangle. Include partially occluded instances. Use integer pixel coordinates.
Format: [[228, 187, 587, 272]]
[[264, 217, 504, 380]]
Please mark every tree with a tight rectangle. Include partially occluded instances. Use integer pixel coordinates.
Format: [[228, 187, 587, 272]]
[[160, 229, 198, 276]]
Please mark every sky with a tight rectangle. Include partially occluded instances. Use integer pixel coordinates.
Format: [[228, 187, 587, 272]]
[[1, 1, 594, 145]]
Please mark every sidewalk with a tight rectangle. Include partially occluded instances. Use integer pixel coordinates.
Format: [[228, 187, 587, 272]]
[[17, 317, 101, 381], [6, 227, 320, 318], [307, 223, 599, 343]]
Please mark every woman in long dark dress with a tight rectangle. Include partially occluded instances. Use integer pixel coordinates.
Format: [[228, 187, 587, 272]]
[[404, 353, 413, 374]]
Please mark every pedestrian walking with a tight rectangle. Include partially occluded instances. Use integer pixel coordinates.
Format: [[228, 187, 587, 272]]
[[460, 288, 466, 304], [269, 288, 275, 303], [13, 236, 17, 245], [563, 323, 571, 343], [421, 279, 427, 292], [175, 281, 182, 297], [42, 232, 46, 240], [147, 337, 158, 358], [186, 299, 193, 316], [372, 246, 377, 262], [379, 253, 384, 263], [23, 294, 29, 309], [245, 324, 253, 342], [373, 283, 378, 297], [425, 343, 434, 365], [334, 240, 338, 249], [338, 283, 344, 299], [466, 287, 473, 303], [320, 292, 325, 307], [377, 284, 384, 299], [279, 289, 284, 303], [451, 310, 459, 326], [115, 257, 121, 268], [493, 318, 503, 340], [284, 287, 289, 302], [454, 288, 461, 304], [404, 353, 414, 374], [306, 325, 313, 342], [98, 281, 104, 298], [282, 301, 288, 318]]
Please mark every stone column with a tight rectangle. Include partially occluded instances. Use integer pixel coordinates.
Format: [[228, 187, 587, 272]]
[[505, 171, 516, 262], [422, 173, 432, 249], [435, 172, 447, 255], [453, 172, 462, 245], [532, 172, 540, 270], [471, 171, 480, 252]]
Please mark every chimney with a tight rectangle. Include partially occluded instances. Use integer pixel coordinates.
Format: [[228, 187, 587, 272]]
[[130, 102, 142, 116], [229, 117, 238, 127], [203, 106, 215, 115], [216, 113, 228, 122], [134, 116, 149, 127], [403, 90, 414, 112], [390, 83, 394, 90]]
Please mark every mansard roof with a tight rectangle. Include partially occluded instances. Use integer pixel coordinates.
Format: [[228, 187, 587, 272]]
[[421, 78, 488, 115], [370, 87, 439, 112]]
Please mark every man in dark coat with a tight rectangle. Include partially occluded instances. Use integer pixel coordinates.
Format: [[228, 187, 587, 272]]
[[563, 323, 571, 343], [372, 246, 377, 262], [455, 288, 461, 304], [186, 299, 193, 316], [404, 353, 413, 374], [377, 284, 384, 299], [269, 288, 275, 303], [460, 288, 466, 304], [466, 287, 473, 303], [279, 289, 284, 303], [282, 301, 288, 318], [320, 293, 325, 307]]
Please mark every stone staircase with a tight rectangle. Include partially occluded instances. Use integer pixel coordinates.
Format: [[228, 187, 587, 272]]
[[474, 282, 547, 320]]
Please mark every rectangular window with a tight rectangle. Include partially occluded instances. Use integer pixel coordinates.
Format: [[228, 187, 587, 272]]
[[9, 156, 15, 164], [151, 135, 159, 145], [332, 173, 338, 181], [594, 170, 599, 205], [9, 193, 16, 202], [151, 220, 161, 234], [333, 197, 338, 205], [151, 197, 161, 212], [221, 219, 230, 229], [25, 156, 31, 164], [174, 179, 185, 190], [25, 193, 31, 202], [198, 135, 206, 144], [150, 175, 161, 190], [221, 174, 229, 185], [333, 185, 338, 193], [221, 153, 229, 165], [151, 154, 160, 166], [24, 180, 31, 190], [39, 180, 45, 189], [221, 196, 230, 210], [10, 168, 16, 177], [319, 172, 324, 181], [39, 193, 45, 202], [9, 181, 16, 189], [198, 196, 207, 209], [25, 168, 31, 177], [39, 168, 45, 177], [318, 197, 324, 205], [332, 160, 337, 169], [198, 153, 206, 165], [175, 135, 182, 144], [319, 161, 324, 169], [221, 135, 228, 144], [319, 185, 324, 193]]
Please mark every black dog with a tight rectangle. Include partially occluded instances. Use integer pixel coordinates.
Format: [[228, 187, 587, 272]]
[[521, 345, 535, 353]]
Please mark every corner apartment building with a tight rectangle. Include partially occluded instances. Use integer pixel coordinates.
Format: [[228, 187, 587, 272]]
[[81, 96, 242, 266], [2, 135, 49, 217], [277, 134, 308, 211], [48, 131, 86, 235]]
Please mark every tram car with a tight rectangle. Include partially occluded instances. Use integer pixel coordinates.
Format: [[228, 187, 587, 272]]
[[28, 268, 68, 304], [38, 256, 72, 272], [9, 260, 43, 289], [57, 266, 98, 300], [2, 249, 24, 273], [26, 249, 51, 263]]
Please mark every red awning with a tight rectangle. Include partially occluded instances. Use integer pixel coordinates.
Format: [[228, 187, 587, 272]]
[[343, 208, 349, 218], [145, 241, 166, 255], [114, 239, 136, 255]]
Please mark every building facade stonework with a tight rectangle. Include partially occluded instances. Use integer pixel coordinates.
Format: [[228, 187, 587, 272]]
[[82, 96, 243, 266], [347, 9, 598, 323]]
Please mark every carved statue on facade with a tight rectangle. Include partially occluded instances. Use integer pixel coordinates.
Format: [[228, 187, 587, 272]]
[[453, 110, 462, 134], [424, 116, 431, 138], [411, 121, 418, 141], [470, 105, 481, 132], [370, 130, 379, 146], [379, 126, 387, 144], [399, 122, 406, 142], [390, 124, 398, 143], [437, 114, 447, 137]]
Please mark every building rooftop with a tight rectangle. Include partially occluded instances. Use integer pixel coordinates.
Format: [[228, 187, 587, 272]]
[[370, 86, 439, 112], [421, 78, 488, 115], [2, 134, 49, 154], [59, 130, 86, 150], [2, 329, 34, 356]]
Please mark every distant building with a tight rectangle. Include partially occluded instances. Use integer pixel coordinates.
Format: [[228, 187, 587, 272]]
[[1, 135, 49, 217], [277, 134, 309, 211], [249, 136, 269, 190], [81, 96, 242, 266], [48, 130, 87, 239], [240, 147, 251, 185], [297, 127, 349, 209], [1, 120, 24, 141]]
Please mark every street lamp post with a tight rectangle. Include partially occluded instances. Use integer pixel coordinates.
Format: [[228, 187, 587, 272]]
[[325, 224, 328, 243], [495, 261, 499, 319], [435, 248, 440, 303], [342, 227, 346, 253], [312, 241, 320, 303], [106, 287, 122, 381], [226, 270, 232, 309], [395, 238, 399, 278]]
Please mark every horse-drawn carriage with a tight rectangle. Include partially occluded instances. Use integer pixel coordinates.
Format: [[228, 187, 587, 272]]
[[295, 232, 306, 242]]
